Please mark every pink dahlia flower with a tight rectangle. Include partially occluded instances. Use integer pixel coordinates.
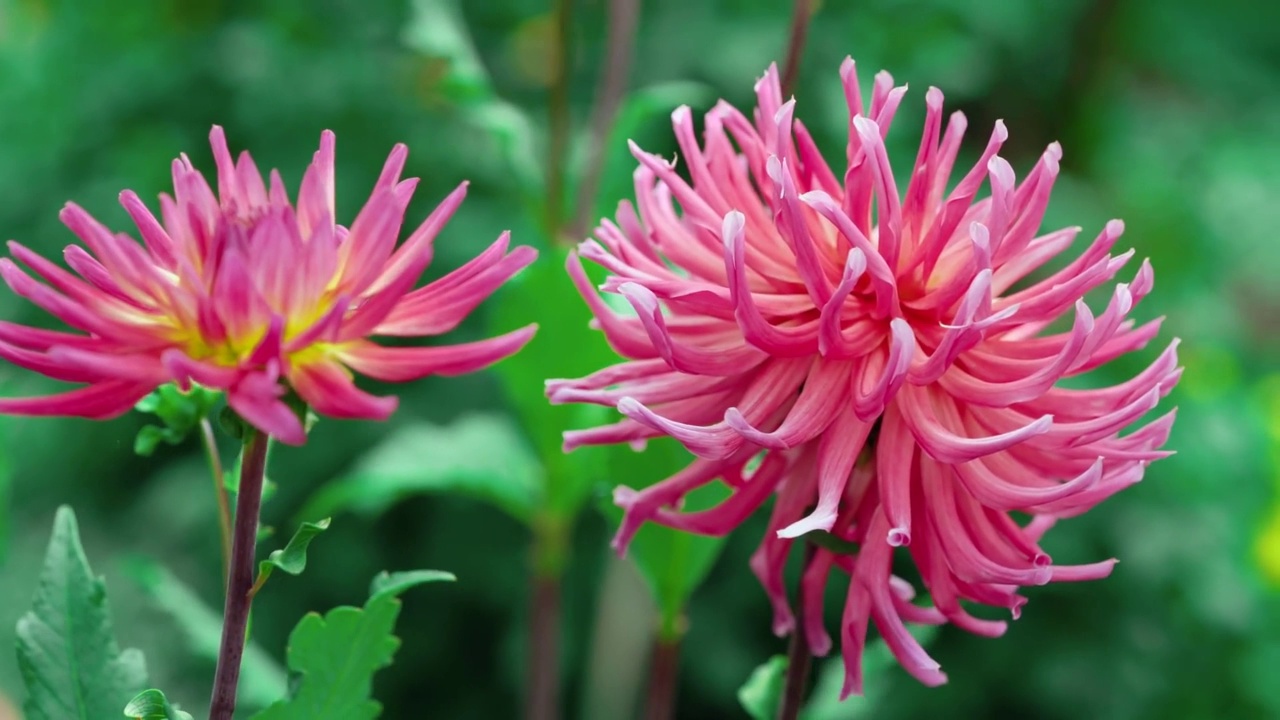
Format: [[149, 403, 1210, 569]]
[[548, 60, 1179, 695], [0, 127, 536, 444]]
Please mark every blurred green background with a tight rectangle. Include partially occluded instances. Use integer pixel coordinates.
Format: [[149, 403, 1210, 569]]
[[1, 0, 1278, 718]]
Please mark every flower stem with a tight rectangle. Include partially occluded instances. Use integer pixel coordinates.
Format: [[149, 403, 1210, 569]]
[[780, 0, 815, 97], [200, 416, 232, 583], [525, 516, 569, 720], [208, 428, 270, 720], [642, 628, 683, 720], [544, 0, 575, 243], [777, 620, 812, 720], [569, 0, 640, 239], [779, 544, 817, 720]]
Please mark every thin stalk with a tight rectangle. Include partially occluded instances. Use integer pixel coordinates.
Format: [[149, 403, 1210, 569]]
[[525, 515, 569, 720], [208, 429, 270, 720], [200, 416, 232, 582], [569, 0, 641, 239], [780, 0, 815, 97], [544, 0, 575, 243], [777, 621, 811, 720], [778, 544, 817, 720], [642, 627, 683, 720]]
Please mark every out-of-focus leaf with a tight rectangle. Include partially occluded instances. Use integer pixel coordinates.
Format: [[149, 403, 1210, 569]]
[[369, 569, 456, 602], [736, 629, 940, 720], [119, 555, 287, 710], [587, 81, 715, 224], [249, 570, 451, 720], [253, 518, 331, 593], [132, 384, 222, 457], [122, 689, 193, 720], [490, 246, 621, 518], [16, 506, 148, 720], [600, 438, 730, 634], [0, 421, 10, 562], [738, 655, 787, 720], [402, 0, 540, 196], [803, 627, 940, 720], [300, 414, 541, 523]]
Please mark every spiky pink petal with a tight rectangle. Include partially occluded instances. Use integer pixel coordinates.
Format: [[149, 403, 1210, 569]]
[[549, 59, 1179, 693]]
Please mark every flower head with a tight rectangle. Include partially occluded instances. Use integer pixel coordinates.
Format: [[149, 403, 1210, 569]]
[[0, 127, 536, 444], [548, 60, 1179, 694]]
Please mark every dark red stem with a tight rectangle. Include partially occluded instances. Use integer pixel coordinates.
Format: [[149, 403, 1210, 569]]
[[643, 634, 682, 720], [208, 429, 269, 720], [524, 571, 562, 720]]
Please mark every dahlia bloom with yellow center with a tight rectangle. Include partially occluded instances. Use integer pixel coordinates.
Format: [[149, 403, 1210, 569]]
[[0, 127, 536, 444]]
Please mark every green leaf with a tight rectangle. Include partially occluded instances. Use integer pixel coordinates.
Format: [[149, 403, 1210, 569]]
[[16, 506, 148, 720], [369, 570, 456, 602], [802, 626, 940, 720], [300, 414, 541, 524], [132, 383, 221, 456], [0, 425, 11, 562], [254, 518, 331, 592], [735, 628, 941, 720], [122, 689, 193, 720], [800, 530, 861, 556], [587, 81, 715, 224], [402, 0, 540, 198], [600, 438, 730, 635], [249, 570, 453, 720], [490, 247, 621, 518], [738, 655, 787, 720], [119, 555, 287, 710]]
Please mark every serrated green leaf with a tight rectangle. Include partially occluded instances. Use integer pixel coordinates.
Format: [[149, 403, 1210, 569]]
[[122, 689, 193, 720], [738, 655, 787, 720], [249, 571, 449, 720], [16, 506, 148, 720], [368, 570, 456, 602], [254, 518, 331, 592], [300, 414, 542, 524], [490, 247, 621, 518], [119, 555, 287, 711], [600, 438, 730, 634]]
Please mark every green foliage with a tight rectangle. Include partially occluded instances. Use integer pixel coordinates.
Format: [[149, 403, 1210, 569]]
[[585, 81, 715, 224], [249, 571, 455, 720], [738, 655, 786, 720], [490, 246, 619, 519], [600, 438, 730, 635], [133, 384, 221, 457], [402, 0, 540, 199], [15, 507, 148, 720], [254, 518, 331, 593], [119, 555, 288, 710], [122, 689, 193, 720], [738, 628, 940, 720], [301, 415, 541, 523]]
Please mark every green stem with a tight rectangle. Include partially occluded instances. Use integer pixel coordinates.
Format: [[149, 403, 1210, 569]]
[[200, 416, 232, 583], [208, 429, 270, 720]]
